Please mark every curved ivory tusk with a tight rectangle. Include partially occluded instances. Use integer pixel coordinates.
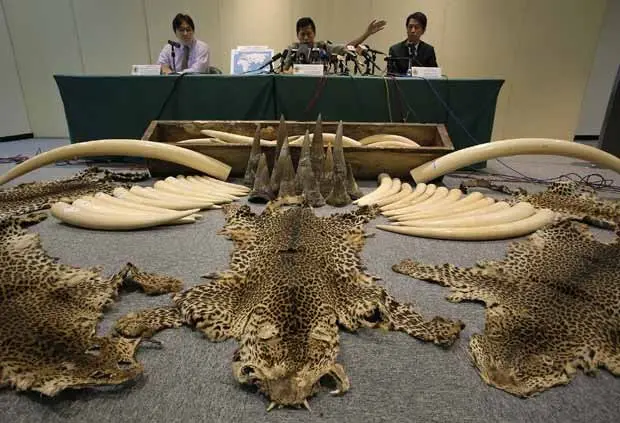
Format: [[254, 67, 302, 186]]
[[0, 139, 231, 186], [51, 201, 198, 230], [72, 197, 196, 224], [402, 195, 493, 220], [127, 186, 216, 210], [196, 175, 250, 193], [354, 173, 392, 205], [164, 177, 238, 201], [380, 183, 428, 211], [363, 178, 402, 205], [399, 188, 462, 214], [113, 187, 216, 211], [384, 186, 448, 218], [358, 134, 420, 146], [183, 175, 248, 196], [92, 193, 203, 219], [199, 130, 275, 146], [375, 183, 413, 207], [377, 209, 557, 240], [381, 184, 438, 215], [410, 138, 620, 183], [363, 141, 420, 148], [400, 202, 511, 225], [182, 135, 275, 147], [397, 202, 536, 227], [289, 132, 361, 147], [152, 181, 230, 204]]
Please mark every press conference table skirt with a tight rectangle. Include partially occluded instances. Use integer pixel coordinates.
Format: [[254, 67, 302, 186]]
[[54, 74, 504, 151]]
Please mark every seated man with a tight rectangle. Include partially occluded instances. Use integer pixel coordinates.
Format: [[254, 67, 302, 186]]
[[282, 17, 386, 72], [388, 12, 437, 75], [157, 13, 210, 74]]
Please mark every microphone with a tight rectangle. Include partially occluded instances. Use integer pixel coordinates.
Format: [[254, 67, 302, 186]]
[[271, 52, 283, 61], [297, 43, 311, 64], [168, 40, 181, 48], [360, 44, 385, 55]]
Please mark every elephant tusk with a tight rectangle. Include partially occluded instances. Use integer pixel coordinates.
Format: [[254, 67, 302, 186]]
[[397, 202, 536, 227], [152, 181, 229, 204], [354, 173, 393, 205], [358, 134, 420, 146], [410, 138, 620, 183], [375, 183, 413, 207], [183, 175, 248, 196], [0, 139, 231, 186], [164, 176, 238, 201], [112, 187, 217, 211], [380, 183, 428, 211], [126, 186, 216, 210], [401, 195, 493, 220], [50, 201, 198, 230], [377, 209, 558, 240], [92, 192, 202, 219], [266, 402, 277, 412], [197, 175, 250, 193], [384, 186, 449, 218]]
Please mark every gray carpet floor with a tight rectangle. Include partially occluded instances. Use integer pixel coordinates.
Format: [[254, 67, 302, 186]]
[[1, 138, 619, 423]]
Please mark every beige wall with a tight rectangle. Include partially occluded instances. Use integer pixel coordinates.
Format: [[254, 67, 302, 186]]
[[0, 0, 609, 141], [577, 0, 620, 136], [0, 1, 30, 137]]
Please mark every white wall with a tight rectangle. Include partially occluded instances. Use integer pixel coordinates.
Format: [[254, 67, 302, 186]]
[[0, 0, 612, 141], [0, 1, 30, 138], [576, 0, 620, 136]]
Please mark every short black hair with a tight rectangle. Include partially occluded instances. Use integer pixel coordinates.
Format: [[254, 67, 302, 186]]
[[296, 17, 316, 34], [406, 12, 428, 30], [172, 13, 195, 32]]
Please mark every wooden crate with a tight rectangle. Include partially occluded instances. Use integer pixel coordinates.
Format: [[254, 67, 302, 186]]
[[141, 120, 454, 180]]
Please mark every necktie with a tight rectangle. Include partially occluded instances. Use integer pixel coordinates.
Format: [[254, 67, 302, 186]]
[[181, 45, 190, 70]]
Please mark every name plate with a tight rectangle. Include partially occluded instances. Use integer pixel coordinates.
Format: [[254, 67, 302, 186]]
[[293, 64, 324, 76], [131, 64, 161, 75], [411, 67, 443, 79]]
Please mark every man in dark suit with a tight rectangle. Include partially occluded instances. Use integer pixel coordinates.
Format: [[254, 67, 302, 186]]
[[388, 12, 438, 75]]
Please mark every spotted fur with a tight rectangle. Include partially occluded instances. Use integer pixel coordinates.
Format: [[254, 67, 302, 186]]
[[0, 214, 182, 396], [116, 201, 464, 407], [393, 220, 620, 397]]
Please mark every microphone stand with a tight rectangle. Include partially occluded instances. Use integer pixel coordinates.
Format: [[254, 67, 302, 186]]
[[171, 45, 176, 73]]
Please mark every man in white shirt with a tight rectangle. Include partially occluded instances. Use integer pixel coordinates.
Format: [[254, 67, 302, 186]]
[[157, 13, 210, 74]]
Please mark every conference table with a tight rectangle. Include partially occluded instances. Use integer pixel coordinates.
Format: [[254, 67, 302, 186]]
[[54, 74, 504, 152]]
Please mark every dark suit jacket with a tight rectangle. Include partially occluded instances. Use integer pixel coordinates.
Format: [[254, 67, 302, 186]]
[[387, 40, 438, 75]]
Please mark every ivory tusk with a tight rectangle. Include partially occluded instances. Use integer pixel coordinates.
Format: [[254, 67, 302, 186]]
[[183, 175, 248, 196], [92, 193, 202, 219], [375, 183, 413, 207], [197, 175, 250, 193], [384, 186, 448, 218], [289, 132, 361, 147], [354, 173, 392, 205], [164, 176, 238, 201], [127, 186, 216, 210], [420, 201, 511, 222], [113, 187, 216, 211], [179, 137, 275, 147], [50, 201, 198, 230], [392, 188, 462, 217], [377, 209, 557, 240], [410, 138, 620, 183], [72, 197, 196, 224], [380, 183, 428, 211], [362, 178, 402, 205], [397, 202, 536, 227], [0, 139, 231, 186], [152, 181, 230, 204], [199, 129, 275, 146], [362, 141, 419, 148], [358, 134, 420, 146], [402, 195, 493, 220]]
